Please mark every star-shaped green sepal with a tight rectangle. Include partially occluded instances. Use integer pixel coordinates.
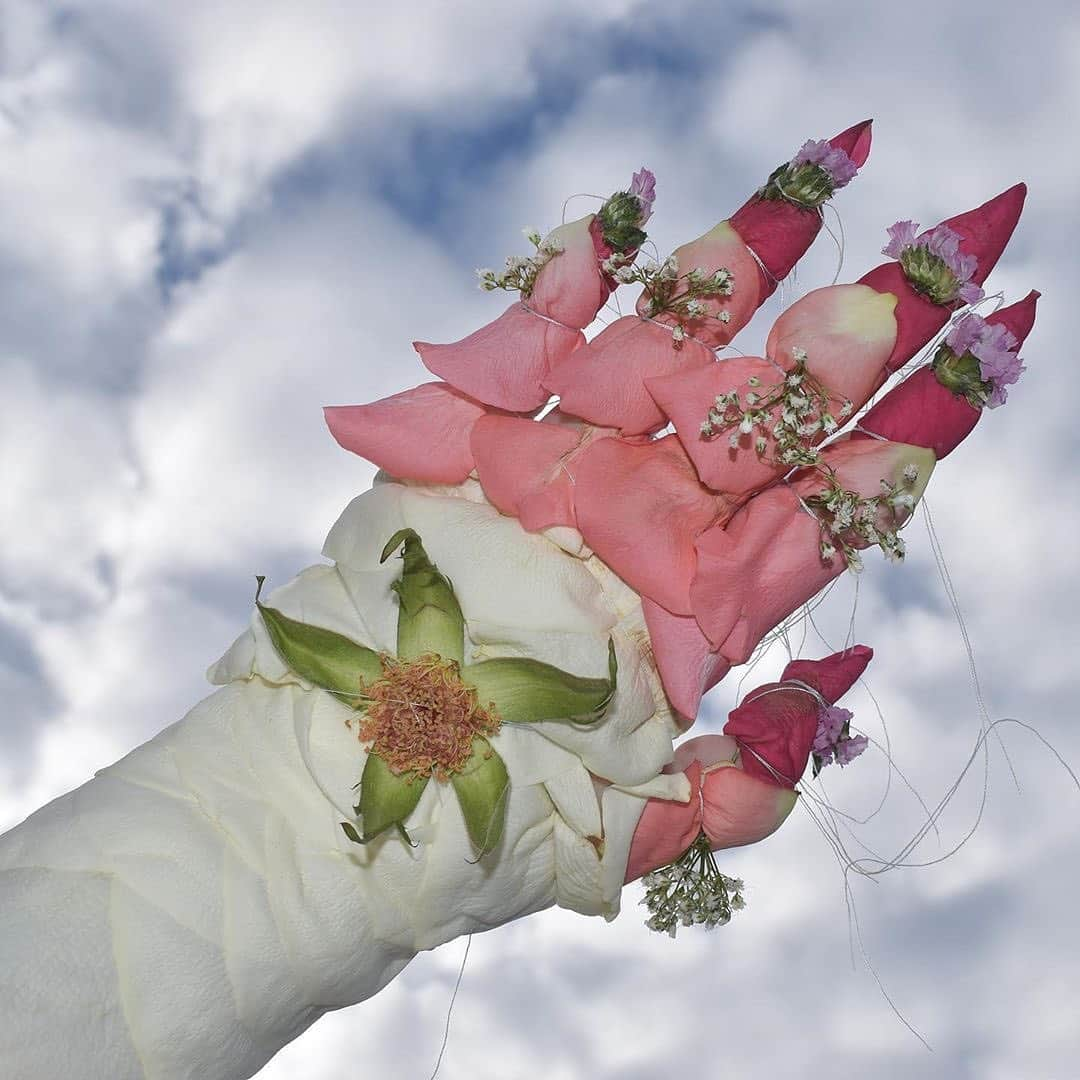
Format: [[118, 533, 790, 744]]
[[255, 528, 618, 858]]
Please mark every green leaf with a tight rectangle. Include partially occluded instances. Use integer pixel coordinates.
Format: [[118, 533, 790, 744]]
[[255, 576, 382, 705], [380, 529, 465, 665], [461, 638, 618, 723], [451, 736, 509, 858], [358, 751, 429, 842]]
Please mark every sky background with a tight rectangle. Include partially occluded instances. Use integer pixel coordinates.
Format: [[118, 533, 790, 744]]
[[2, 1, 1079, 1077]]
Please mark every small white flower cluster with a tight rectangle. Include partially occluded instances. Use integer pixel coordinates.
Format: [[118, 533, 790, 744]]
[[605, 254, 735, 348], [700, 346, 852, 465], [640, 833, 745, 937], [805, 460, 921, 571], [475, 227, 565, 298]]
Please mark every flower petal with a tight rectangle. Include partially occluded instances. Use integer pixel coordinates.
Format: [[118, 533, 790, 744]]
[[380, 528, 465, 665], [357, 752, 429, 842], [729, 120, 873, 291], [461, 639, 616, 723], [855, 291, 1039, 457], [323, 382, 485, 485], [765, 283, 899, 407], [691, 440, 935, 661], [470, 414, 580, 528], [623, 760, 703, 882], [415, 301, 583, 411], [642, 598, 730, 724], [545, 315, 715, 435], [254, 578, 382, 705], [646, 355, 783, 498], [860, 184, 1027, 377], [528, 215, 610, 328], [451, 736, 510, 857], [701, 766, 799, 850], [575, 434, 726, 615], [635, 221, 764, 348]]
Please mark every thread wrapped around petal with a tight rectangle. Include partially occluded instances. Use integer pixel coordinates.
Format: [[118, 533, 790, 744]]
[[635, 221, 765, 349], [859, 184, 1027, 378], [723, 645, 872, 787], [324, 382, 487, 485], [575, 434, 727, 616], [642, 598, 730, 724], [545, 316, 715, 435], [729, 119, 873, 292], [415, 302, 584, 412], [854, 291, 1039, 457], [527, 215, 611, 328], [691, 440, 935, 662]]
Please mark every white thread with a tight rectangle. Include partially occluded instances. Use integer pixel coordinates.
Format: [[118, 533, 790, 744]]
[[428, 934, 472, 1079]]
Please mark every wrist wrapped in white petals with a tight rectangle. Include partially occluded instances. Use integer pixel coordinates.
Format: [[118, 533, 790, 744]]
[[0, 478, 687, 1080]]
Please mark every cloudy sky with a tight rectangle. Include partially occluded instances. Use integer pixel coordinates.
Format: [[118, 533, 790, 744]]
[[3, 1, 1079, 1076]]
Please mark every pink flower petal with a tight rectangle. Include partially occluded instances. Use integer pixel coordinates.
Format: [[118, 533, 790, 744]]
[[545, 315, 715, 435], [722, 684, 822, 788], [765, 283, 899, 407], [528, 215, 611, 329], [643, 598, 731, 724], [701, 766, 799, 850], [470, 414, 581, 529], [691, 440, 936, 661], [635, 222, 764, 348], [624, 760, 703, 883], [323, 381, 486, 484], [646, 356, 783, 498], [575, 434, 727, 615], [855, 291, 1039, 458], [781, 645, 873, 706], [860, 184, 1027, 378], [729, 119, 873, 292], [415, 301, 584, 412]]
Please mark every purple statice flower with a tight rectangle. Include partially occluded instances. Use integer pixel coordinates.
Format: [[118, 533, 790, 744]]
[[791, 139, 859, 189], [882, 220, 985, 305], [834, 734, 869, 766], [945, 313, 1025, 408], [813, 705, 852, 755], [882, 220, 920, 260], [629, 167, 656, 226]]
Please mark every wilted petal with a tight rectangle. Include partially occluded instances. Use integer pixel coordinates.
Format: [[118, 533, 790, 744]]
[[380, 528, 465, 665], [357, 752, 429, 842], [575, 434, 726, 615], [324, 382, 486, 485], [451, 736, 510, 857], [461, 640, 616, 723], [545, 315, 715, 435], [416, 302, 583, 411], [255, 578, 382, 706], [623, 760, 703, 882]]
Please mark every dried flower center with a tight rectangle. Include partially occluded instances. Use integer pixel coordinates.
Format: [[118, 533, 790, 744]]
[[357, 654, 500, 780]]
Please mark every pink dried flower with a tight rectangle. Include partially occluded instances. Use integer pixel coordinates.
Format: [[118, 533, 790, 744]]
[[630, 167, 656, 225], [945, 313, 1025, 408], [882, 221, 985, 306]]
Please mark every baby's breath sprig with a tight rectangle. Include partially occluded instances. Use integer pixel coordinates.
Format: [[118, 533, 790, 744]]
[[640, 832, 746, 937], [699, 346, 853, 466], [476, 228, 565, 298], [609, 255, 735, 348], [802, 460, 921, 571]]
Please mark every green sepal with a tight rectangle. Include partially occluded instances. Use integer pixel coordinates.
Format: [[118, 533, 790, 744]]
[[461, 638, 618, 723], [255, 577, 382, 705], [358, 750, 429, 842], [341, 821, 364, 845], [380, 529, 465, 665], [451, 736, 509, 858]]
